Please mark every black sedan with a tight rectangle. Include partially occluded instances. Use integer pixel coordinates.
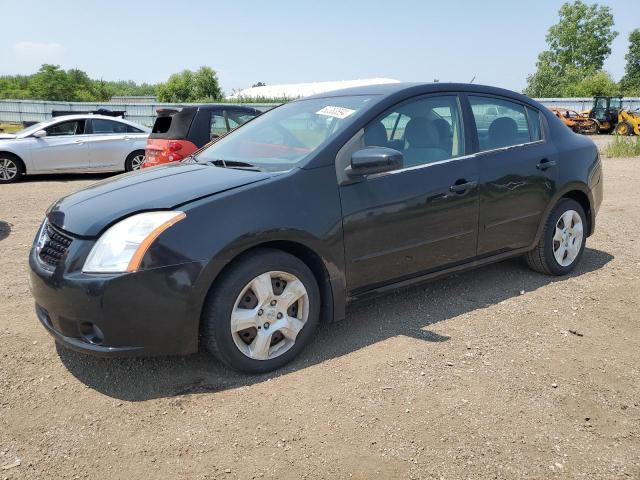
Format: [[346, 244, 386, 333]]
[[29, 83, 603, 373]]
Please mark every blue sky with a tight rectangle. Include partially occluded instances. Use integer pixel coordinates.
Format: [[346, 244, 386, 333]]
[[1, 0, 638, 95]]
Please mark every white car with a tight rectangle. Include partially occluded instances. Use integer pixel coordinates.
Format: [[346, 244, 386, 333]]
[[0, 114, 150, 183]]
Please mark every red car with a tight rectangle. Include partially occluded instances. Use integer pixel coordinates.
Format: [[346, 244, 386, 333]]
[[143, 105, 262, 168]]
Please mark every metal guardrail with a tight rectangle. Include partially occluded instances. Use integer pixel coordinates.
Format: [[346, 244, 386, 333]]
[[1, 98, 639, 127], [0, 100, 279, 127]]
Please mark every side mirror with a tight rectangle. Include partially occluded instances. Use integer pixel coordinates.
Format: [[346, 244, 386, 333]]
[[346, 147, 403, 178], [32, 130, 47, 138]]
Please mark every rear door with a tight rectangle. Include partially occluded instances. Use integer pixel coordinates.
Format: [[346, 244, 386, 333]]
[[85, 118, 132, 170], [467, 95, 558, 254], [339, 94, 480, 292], [29, 119, 89, 172]]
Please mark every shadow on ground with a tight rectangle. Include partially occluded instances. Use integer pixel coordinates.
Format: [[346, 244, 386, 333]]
[[58, 247, 613, 401], [18, 173, 114, 184], [0, 221, 10, 241]]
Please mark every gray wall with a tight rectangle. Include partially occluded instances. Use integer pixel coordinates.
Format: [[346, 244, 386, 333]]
[[1, 98, 639, 127], [0, 100, 278, 127]]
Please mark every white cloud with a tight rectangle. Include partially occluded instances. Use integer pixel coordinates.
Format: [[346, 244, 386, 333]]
[[12, 41, 66, 63]]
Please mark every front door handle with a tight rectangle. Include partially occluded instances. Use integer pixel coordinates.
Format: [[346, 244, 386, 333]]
[[74, 139, 84, 144], [449, 180, 477, 194], [536, 159, 557, 170]]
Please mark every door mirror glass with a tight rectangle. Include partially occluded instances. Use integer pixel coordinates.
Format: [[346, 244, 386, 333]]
[[32, 130, 47, 138], [347, 147, 403, 177]]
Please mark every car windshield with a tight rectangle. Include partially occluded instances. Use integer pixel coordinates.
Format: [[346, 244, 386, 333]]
[[15, 121, 52, 137], [196, 95, 375, 171]]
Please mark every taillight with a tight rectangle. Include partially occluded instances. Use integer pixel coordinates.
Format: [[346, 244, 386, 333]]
[[168, 141, 183, 152]]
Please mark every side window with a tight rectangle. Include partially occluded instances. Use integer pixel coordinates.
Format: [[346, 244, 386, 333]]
[[469, 96, 530, 151], [92, 119, 127, 134], [210, 110, 259, 140], [526, 107, 542, 141], [210, 112, 230, 139], [46, 120, 84, 136], [126, 124, 144, 133], [364, 95, 464, 168]]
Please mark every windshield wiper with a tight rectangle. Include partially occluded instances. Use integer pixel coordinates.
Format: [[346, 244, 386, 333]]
[[208, 159, 264, 172]]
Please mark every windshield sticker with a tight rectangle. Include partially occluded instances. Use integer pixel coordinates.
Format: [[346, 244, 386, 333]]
[[315, 106, 356, 120]]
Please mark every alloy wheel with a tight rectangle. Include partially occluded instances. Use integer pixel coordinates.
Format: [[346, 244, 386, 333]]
[[231, 271, 309, 361], [0, 158, 18, 181], [131, 154, 145, 170], [552, 210, 583, 267]]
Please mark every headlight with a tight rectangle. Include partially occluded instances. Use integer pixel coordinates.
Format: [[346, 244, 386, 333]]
[[83, 211, 186, 273]]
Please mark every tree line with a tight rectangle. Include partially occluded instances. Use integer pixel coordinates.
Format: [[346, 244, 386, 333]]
[[524, 1, 640, 97], [0, 65, 224, 103]]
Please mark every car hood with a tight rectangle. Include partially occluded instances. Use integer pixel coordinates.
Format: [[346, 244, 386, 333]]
[[47, 163, 275, 236], [0, 133, 17, 140]]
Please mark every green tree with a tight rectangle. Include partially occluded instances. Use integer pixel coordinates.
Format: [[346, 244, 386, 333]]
[[157, 66, 223, 102], [524, 1, 618, 97], [620, 29, 640, 95], [547, 0, 617, 71], [28, 64, 74, 101], [563, 69, 619, 96]]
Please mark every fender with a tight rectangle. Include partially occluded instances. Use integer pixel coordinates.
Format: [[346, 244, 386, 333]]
[[530, 181, 595, 249]]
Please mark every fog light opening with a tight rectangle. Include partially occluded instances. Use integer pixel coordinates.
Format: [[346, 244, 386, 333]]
[[79, 322, 104, 345]]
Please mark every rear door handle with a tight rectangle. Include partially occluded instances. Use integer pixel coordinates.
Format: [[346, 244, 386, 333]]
[[74, 140, 84, 144], [449, 180, 477, 193], [536, 159, 557, 170]]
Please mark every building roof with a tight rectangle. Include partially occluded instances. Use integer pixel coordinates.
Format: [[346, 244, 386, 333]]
[[227, 78, 401, 100]]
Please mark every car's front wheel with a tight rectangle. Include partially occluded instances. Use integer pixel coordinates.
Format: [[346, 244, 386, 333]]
[[526, 198, 586, 275], [0, 154, 24, 184], [201, 248, 320, 373]]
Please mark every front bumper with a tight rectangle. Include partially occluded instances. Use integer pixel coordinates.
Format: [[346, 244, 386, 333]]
[[29, 244, 204, 358]]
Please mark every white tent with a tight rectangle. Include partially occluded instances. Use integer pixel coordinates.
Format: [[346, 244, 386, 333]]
[[227, 78, 401, 100]]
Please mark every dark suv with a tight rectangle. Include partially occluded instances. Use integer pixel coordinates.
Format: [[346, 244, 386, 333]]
[[30, 83, 602, 373], [143, 104, 262, 167]]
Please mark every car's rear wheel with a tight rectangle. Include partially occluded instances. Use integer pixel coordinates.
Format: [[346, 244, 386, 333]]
[[201, 248, 320, 373], [526, 198, 586, 275], [0, 154, 23, 184], [125, 151, 145, 172]]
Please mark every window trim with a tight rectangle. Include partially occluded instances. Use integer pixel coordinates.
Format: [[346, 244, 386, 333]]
[[464, 93, 547, 155], [88, 118, 129, 136], [336, 92, 469, 185]]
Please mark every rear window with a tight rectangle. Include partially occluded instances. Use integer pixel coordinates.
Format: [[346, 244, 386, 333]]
[[152, 116, 172, 134], [149, 109, 195, 140]]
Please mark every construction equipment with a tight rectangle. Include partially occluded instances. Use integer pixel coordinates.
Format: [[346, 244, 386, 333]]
[[549, 107, 598, 135], [614, 109, 640, 136], [583, 96, 623, 133]]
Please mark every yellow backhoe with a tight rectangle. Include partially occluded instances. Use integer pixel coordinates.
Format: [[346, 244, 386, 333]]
[[614, 109, 640, 136]]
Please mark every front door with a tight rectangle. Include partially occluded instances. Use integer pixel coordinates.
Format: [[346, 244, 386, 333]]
[[339, 94, 480, 293], [467, 95, 558, 255], [29, 119, 89, 172]]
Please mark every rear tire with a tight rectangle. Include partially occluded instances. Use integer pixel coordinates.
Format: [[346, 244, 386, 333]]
[[615, 121, 633, 136], [201, 248, 320, 373], [0, 154, 24, 184], [525, 198, 587, 276], [125, 150, 145, 172]]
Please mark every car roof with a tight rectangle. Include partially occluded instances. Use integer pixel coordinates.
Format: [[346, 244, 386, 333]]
[[44, 114, 150, 130], [303, 82, 539, 107]]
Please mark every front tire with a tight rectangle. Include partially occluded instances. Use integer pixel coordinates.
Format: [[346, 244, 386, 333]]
[[125, 150, 145, 172], [201, 248, 320, 373], [525, 198, 587, 275], [0, 154, 24, 184]]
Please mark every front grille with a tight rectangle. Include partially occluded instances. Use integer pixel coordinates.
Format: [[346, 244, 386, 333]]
[[38, 221, 72, 269]]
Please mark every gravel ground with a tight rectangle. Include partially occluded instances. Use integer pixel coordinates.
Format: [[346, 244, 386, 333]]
[[1, 139, 639, 479]]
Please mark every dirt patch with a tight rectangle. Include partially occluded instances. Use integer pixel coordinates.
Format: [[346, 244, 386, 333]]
[[0, 150, 639, 479]]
